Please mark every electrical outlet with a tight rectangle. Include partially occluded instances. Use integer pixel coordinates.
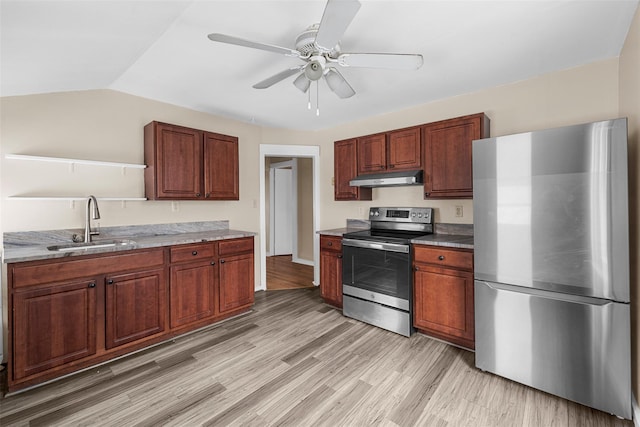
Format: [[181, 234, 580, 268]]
[[455, 205, 463, 217], [331, 176, 335, 186], [358, 206, 364, 216], [171, 201, 179, 212]]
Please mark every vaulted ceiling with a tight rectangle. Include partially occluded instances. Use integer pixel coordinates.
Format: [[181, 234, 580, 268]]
[[1, 1, 638, 130]]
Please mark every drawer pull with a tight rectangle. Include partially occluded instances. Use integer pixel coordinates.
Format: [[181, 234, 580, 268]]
[[438, 255, 445, 261], [89, 283, 96, 288], [192, 251, 198, 256], [327, 242, 332, 246], [337, 255, 343, 259], [196, 193, 201, 197], [107, 279, 114, 285], [220, 259, 225, 264], [210, 261, 216, 266]]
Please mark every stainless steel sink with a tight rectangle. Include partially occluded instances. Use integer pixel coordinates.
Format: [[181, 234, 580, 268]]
[[47, 239, 136, 252]]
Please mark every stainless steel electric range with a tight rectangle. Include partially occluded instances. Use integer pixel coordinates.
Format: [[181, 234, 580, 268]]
[[341, 207, 434, 336]]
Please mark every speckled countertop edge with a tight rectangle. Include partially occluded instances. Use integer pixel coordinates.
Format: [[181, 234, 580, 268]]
[[3, 225, 256, 264]]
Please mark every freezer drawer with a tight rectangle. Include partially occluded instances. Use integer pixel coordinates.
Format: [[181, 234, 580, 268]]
[[475, 280, 631, 419]]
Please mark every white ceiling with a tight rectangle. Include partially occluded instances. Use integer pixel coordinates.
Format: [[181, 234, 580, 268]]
[[1, 0, 638, 131]]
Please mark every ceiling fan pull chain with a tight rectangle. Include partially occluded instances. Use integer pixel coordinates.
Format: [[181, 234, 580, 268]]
[[316, 81, 320, 116], [308, 86, 311, 110]]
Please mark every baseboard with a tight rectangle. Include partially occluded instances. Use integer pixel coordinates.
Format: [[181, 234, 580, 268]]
[[292, 257, 314, 266], [633, 392, 639, 426]]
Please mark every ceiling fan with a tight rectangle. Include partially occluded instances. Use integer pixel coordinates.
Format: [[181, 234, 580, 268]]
[[207, 0, 423, 114]]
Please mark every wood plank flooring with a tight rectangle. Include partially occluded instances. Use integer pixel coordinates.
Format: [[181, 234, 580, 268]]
[[266, 255, 314, 290], [0, 288, 632, 426]]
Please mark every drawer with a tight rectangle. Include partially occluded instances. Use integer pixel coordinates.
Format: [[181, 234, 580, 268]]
[[320, 235, 342, 252], [170, 243, 215, 264], [413, 245, 473, 271], [11, 248, 165, 288], [219, 237, 254, 257]]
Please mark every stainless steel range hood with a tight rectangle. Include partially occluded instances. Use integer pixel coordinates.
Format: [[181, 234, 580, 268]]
[[349, 170, 423, 187]]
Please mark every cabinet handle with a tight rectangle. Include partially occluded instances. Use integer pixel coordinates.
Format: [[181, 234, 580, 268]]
[[380, 166, 384, 169], [425, 192, 430, 197], [192, 250, 198, 256], [89, 282, 96, 288], [211, 261, 216, 266], [106, 279, 113, 285], [205, 193, 210, 198], [438, 255, 445, 261], [220, 259, 225, 264], [327, 242, 332, 246], [390, 164, 395, 168], [337, 255, 343, 259], [196, 192, 201, 197], [414, 267, 419, 271]]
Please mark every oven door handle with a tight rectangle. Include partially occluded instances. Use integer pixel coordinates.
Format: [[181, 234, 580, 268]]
[[342, 238, 410, 254]]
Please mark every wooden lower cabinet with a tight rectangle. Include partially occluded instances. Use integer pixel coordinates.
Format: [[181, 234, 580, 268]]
[[219, 252, 254, 313], [105, 269, 167, 349], [8, 238, 255, 392], [413, 245, 474, 349], [170, 261, 217, 328], [320, 235, 343, 308], [12, 279, 97, 381]]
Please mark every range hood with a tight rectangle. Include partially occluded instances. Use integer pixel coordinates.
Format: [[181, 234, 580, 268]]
[[349, 170, 423, 187]]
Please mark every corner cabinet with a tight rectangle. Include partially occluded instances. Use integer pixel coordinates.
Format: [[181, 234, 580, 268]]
[[413, 245, 475, 349], [144, 121, 239, 200], [422, 113, 489, 199], [334, 139, 372, 201], [319, 235, 343, 308]]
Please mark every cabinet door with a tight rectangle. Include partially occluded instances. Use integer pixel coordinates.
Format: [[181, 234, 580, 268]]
[[13, 280, 97, 380], [170, 262, 217, 328], [387, 127, 421, 171], [413, 264, 474, 348], [423, 113, 489, 198], [151, 122, 203, 199], [357, 133, 387, 174], [105, 269, 167, 349], [334, 139, 372, 201], [219, 253, 254, 313], [320, 248, 343, 308], [204, 132, 239, 200]]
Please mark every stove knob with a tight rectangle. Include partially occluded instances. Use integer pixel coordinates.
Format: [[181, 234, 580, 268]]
[[411, 213, 416, 217], [418, 213, 423, 218], [374, 211, 380, 216]]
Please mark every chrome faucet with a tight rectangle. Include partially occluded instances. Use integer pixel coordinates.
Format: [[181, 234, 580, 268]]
[[84, 195, 101, 243]]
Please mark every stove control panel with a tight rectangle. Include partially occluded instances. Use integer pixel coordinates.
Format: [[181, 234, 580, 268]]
[[369, 207, 433, 224]]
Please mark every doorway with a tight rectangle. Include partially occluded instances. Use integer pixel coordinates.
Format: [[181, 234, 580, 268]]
[[269, 160, 295, 257], [259, 145, 320, 291]]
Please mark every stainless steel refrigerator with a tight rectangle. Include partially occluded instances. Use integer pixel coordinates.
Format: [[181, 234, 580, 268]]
[[473, 118, 631, 419]]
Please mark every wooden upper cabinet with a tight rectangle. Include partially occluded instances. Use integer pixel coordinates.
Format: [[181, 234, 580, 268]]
[[334, 139, 372, 201], [357, 133, 387, 174], [422, 113, 489, 199], [204, 132, 239, 200], [387, 127, 422, 171], [144, 121, 239, 200]]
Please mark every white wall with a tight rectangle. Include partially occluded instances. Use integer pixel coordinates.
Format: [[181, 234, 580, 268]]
[[0, 57, 622, 288]]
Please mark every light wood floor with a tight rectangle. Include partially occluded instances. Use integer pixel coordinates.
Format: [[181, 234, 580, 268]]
[[0, 288, 632, 426], [266, 255, 314, 290]]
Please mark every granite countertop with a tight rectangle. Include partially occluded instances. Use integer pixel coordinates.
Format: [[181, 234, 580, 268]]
[[3, 221, 256, 264], [411, 234, 474, 250]]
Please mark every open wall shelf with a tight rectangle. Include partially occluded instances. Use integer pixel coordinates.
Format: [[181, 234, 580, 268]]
[[5, 154, 146, 169]]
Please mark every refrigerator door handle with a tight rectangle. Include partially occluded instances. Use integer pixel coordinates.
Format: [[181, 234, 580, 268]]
[[478, 281, 619, 306]]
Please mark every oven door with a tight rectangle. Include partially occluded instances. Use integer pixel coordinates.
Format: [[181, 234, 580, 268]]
[[342, 238, 412, 310]]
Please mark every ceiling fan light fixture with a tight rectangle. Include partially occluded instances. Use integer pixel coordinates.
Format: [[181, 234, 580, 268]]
[[293, 73, 311, 93]]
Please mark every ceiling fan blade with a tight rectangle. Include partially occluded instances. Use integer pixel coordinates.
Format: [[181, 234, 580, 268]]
[[337, 53, 423, 70], [324, 68, 355, 99], [293, 73, 311, 93], [314, 0, 361, 52], [253, 67, 303, 89], [208, 33, 300, 57]]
